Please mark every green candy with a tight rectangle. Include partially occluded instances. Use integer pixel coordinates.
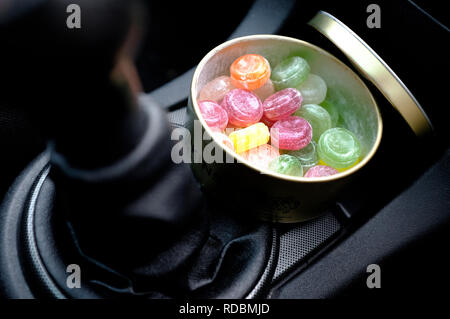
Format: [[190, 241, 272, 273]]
[[286, 141, 319, 171], [294, 104, 332, 142], [320, 100, 340, 127], [269, 154, 303, 177], [271, 56, 310, 91], [296, 74, 327, 105], [317, 128, 361, 169]]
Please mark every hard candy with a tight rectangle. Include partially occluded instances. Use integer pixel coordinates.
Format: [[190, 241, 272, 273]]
[[253, 79, 275, 102], [318, 159, 360, 172], [198, 76, 236, 103], [286, 141, 318, 171], [317, 127, 361, 169], [271, 56, 310, 91], [294, 104, 331, 142], [270, 116, 312, 150], [241, 144, 280, 169], [221, 89, 263, 127], [304, 165, 338, 178], [228, 122, 270, 153], [260, 115, 276, 128], [263, 88, 302, 121], [230, 54, 271, 90], [198, 100, 228, 131], [296, 73, 327, 105], [268, 154, 303, 177]]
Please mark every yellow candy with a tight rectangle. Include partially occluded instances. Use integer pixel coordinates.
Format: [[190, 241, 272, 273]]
[[318, 158, 360, 172], [229, 123, 270, 153]]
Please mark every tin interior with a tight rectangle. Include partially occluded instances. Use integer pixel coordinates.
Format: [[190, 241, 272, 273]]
[[193, 35, 382, 181]]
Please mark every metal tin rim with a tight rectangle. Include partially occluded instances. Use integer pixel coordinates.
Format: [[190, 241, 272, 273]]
[[191, 34, 383, 183], [309, 11, 433, 137]]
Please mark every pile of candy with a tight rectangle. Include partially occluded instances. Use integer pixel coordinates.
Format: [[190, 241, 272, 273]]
[[197, 53, 361, 178]]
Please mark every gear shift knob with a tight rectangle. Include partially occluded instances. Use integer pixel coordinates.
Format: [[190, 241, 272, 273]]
[[1, 0, 145, 167], [1, 0, 207, 277]]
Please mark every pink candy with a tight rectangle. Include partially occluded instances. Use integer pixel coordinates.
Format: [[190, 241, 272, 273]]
[[241, 144, 280, 169], [270, 116, 312, 150], [262, 88, 302, 121], [260, 115, 276, 128], [198, 100, 229, 131], [198, 76, 236, 103], [304, 165, 339, 178], [221, 89, 263, 128]]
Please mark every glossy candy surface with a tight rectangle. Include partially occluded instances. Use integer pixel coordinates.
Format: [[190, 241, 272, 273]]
[[271, 56, 310, 91], [221, 89, 263, 127], [260, 115, 276, 128], [230, 54, 271, 90], [317, 158, 360, 172], [241, 144, 280, 169], [286, 141, 318, 171], [268, 154, 303, 177], [270, 116, 312, 150], [304, 165, 338, 178], [198, 76, 236, 103], [228, 122, 270, 153], [253, 79, 275, 102], [317, 127, 361, 169], [198, 100, 228, 131], [263, 88, 302, 121], [296, 74, 327, 105], [294, 104, 331, 142]]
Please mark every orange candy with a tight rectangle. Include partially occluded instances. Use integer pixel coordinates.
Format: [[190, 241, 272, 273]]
[[230, 54, 271, 91]]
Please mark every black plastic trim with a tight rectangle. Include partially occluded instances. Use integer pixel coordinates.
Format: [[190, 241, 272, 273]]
[[271, 148, 450, 298], [142, 0, 296, 110], [0, 152, 49, 298]]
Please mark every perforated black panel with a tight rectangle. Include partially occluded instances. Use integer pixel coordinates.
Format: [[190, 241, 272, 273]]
[[246, 228, 279, 299], [245, 213, 342, 298], [273, 213, 341, 282], [167, 107, 188, 129]]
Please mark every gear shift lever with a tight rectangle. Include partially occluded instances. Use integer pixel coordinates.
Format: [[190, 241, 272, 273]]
[[2, 0, 207, 275], [0, 0, 273, 298], [46, 0, 207, 269]]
